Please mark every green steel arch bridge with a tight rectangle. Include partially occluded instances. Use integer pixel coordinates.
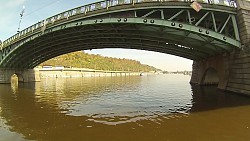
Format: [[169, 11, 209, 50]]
[[0, 0, 241, 69], [2, 0, 250, 96]]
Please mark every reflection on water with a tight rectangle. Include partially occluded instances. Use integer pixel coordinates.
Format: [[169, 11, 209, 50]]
[[11, 75, 18, 95], [0, 75, 250, 141]]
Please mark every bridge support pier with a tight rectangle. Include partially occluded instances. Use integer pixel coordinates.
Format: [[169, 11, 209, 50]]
[[190, 54, 231, 90], [0, 69, 40, 83], [191, 51, 250, 96]]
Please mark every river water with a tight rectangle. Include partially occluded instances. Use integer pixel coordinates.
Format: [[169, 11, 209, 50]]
[[0, 74, 250, 141]]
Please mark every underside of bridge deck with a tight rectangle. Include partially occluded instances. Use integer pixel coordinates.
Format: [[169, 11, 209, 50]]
[[0, 20, 239, 69], [0, 1, 241, 69]]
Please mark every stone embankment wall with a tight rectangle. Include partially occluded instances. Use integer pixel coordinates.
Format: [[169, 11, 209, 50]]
[[39, 69, 144, 78]]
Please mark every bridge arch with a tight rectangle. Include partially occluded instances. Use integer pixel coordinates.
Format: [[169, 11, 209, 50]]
[[201, 67, 219, 85], [11, 73, 24, 83]]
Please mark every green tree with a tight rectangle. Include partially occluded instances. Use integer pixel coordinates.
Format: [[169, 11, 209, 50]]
[[39, 51, 160, 72]]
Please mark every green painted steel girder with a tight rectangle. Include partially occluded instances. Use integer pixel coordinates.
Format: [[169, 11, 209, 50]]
[[0, 15, 241, 68]]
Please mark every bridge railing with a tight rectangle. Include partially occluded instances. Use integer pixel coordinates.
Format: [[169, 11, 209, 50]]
[[1, 0, 237, 50]]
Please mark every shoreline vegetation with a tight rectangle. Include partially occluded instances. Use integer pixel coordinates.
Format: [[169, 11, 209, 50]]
[[37, 51, 161, 78], [39, 51, 160, 72]]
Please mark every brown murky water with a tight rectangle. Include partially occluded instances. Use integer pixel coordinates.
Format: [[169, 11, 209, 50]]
[[0, 75, 250, 141]]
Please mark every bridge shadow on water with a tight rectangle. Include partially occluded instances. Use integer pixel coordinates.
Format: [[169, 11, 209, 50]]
[[190, 84, 250, 113]]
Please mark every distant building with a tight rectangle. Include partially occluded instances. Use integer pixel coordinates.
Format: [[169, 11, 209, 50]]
[[55, 66, 64, 70], [42, 66, 53, 70]]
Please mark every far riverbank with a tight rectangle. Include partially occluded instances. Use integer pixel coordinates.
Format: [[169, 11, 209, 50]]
[[38, 68, 155, 78]]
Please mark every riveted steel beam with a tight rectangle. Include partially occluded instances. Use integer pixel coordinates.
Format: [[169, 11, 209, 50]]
[[211, 12, 217, 32], [160, 9, 164, 19], [1, 17, 241, 68], [7, 24, 215, 68], [231, 15, 240, 41], [168, 10, 184, 21], [6, 26, 216, 61], [27, 43, 202, 69], [142, 10, 157, 18], [219, 15, 231, 33], [195, 12, 210, 26], [9, 35, 207, 68]]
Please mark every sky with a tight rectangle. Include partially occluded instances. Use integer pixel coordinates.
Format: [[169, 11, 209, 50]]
[[0, 0, 193, 71]]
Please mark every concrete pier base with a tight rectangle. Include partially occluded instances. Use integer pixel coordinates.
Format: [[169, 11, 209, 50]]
[[0, 69, 40, 83]]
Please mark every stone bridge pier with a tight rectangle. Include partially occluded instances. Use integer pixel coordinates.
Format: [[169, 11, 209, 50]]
[[190, 54, 230, 90], [191, 52, 250, 96], [0, 69, 40, 83]]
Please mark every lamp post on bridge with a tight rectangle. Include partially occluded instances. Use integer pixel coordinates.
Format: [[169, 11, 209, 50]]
[[17, 6, 25, 33], [0, 40, 2, 49]]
